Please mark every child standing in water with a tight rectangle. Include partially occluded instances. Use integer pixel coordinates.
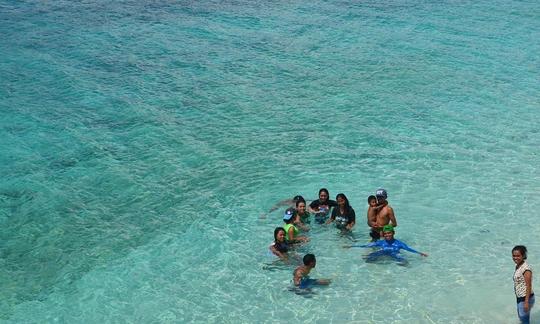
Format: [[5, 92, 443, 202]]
[[367, 195, 381, 241], [293, 254, 331, 289]]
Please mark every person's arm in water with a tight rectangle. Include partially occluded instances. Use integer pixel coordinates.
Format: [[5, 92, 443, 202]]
[[397, 240, 428, 257], [268, 199, 294, 214], [346, 209, 356, 230], [294, 215, 310, 232], [325, 208, 336, 225], [316, 278, 331, 285], [345, 241, 381, 249], [308, 201, 319, 214], [524, 269, 533, 313], [269, 244, 288, 260], [388, 206, 397, 227]]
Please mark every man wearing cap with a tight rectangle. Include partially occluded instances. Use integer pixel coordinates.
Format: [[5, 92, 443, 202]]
[[371, 189, 397, 239]]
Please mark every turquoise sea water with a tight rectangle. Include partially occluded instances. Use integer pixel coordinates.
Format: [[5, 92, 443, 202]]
[[1, 0, 539, 322]]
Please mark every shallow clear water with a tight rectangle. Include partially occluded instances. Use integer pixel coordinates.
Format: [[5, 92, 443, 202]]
[[1, 0, 539, 322]]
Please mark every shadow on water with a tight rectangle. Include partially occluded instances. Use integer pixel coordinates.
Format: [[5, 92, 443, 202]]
[[0, 154, 195, 320], [288, 286, 317, 298]]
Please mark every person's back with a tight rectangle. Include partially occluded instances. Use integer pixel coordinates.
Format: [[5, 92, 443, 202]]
[[293, 265, 310, 286], [293, 254, 331, 288], [283, 208, 309, 243]]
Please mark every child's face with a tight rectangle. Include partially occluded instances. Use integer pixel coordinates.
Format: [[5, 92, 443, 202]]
[[276, 230, 286, 242], [369, 199, 377, 207], [383, 231, 394, 241]]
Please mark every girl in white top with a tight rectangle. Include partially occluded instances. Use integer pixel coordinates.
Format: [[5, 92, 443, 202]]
[[512, 245, 535, 323]]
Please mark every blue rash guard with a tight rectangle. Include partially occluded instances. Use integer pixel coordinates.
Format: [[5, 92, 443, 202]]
[[353, 239, 421, 263]]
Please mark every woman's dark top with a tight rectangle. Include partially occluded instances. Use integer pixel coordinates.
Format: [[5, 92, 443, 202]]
[[330, 206, 356, 228], [309, 199, 338, 210]]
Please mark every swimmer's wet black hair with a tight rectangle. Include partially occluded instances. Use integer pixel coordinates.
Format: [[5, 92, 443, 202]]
[[293, 195, 304, 202], [512, 245, 528, 259], [295, 198, 306, 207], [303, 253, 316, 265], [319, 188, 329, 196], [368, 195, 376, 203]]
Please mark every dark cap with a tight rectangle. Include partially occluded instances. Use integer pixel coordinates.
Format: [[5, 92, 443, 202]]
[[376, 189, 388, 199]]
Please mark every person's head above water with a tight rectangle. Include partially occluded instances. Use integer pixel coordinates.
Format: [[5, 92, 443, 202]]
[[318, 188, 330, 202], [382, 225, 395, 240], [283, 208, 295, 223], [376, 188, 388, 204], [336, 193, 350, 208], [303, 253, 316, 267], [274, 227, 286, 242], [368, 195, 377, 207], [293, 195, 305, 203], [376, 188, 388, 199], [296, 199, 306, 213]]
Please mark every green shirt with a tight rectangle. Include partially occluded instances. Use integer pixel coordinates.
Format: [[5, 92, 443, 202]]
[[284, 223, 299, 241]]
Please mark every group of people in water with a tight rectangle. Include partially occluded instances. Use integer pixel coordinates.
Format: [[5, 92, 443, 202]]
[[268, 188, 428, 290], [267, 188, 535, 323]]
